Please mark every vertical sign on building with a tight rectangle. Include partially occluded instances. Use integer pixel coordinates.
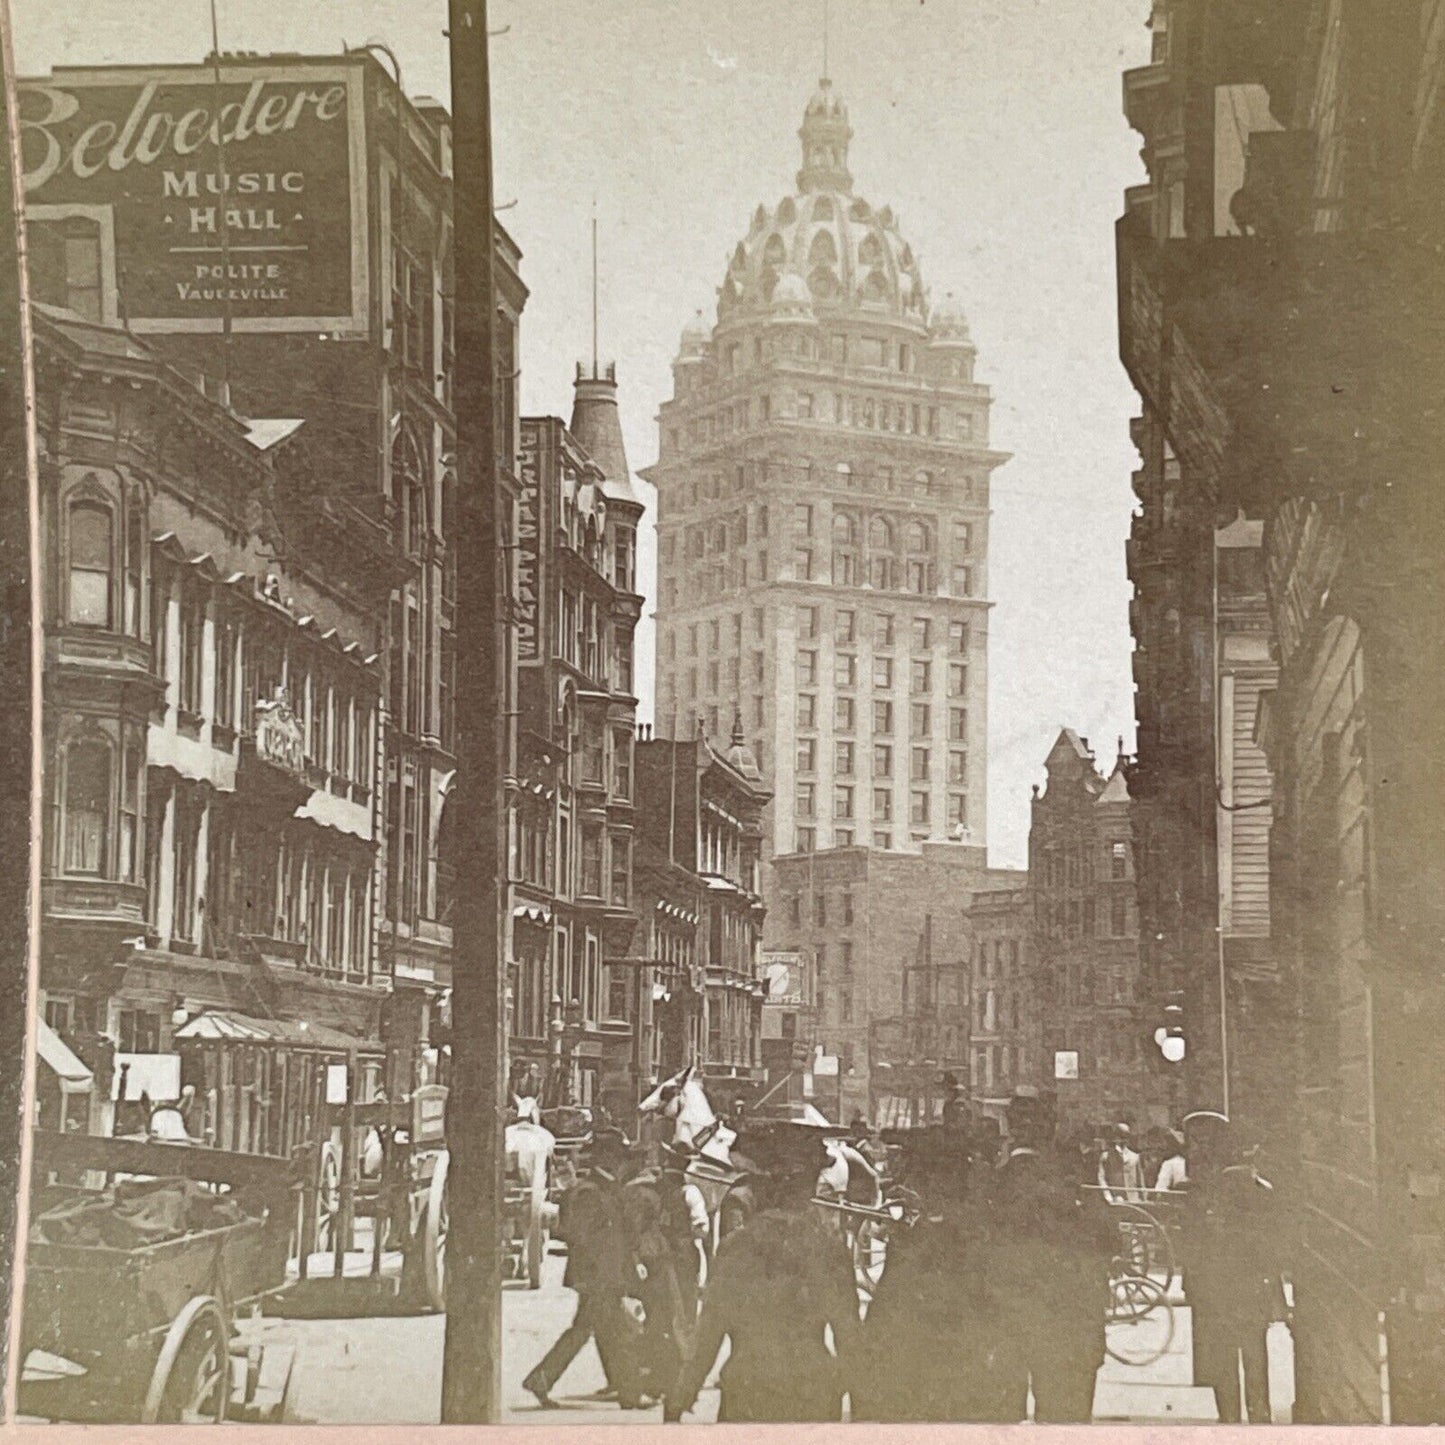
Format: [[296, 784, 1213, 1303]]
[[17, 62, 369, 334]]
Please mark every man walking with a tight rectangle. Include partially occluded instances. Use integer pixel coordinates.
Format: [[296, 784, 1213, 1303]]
[[1180, 1112, 1288, 1423], [522, 1131, 644, 1409], [982, 1086, 1115, 1422]]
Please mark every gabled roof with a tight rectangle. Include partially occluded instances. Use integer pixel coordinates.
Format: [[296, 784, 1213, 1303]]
[[1097, 760, 1131, 804]]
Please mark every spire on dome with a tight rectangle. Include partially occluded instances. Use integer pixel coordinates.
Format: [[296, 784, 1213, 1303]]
[[797, 78, 853, 194]]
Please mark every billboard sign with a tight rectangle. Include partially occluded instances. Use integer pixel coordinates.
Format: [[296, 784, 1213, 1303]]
[[18, 63, 369, 334], [761, 951, 807, 1007]]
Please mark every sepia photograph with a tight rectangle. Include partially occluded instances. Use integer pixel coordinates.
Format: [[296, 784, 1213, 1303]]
[[0, 0, 1443, 1429]]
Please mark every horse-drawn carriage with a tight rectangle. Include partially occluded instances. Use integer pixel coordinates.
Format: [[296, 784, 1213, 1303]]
[[19, 1130, 301, 1424], [636, 1064, 885, 1260]]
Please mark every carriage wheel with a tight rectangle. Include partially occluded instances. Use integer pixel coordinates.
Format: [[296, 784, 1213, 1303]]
[[314, 1147, 341, 1256], [142, 1296, 230, 1424], [422, 1152, 449, 1312]]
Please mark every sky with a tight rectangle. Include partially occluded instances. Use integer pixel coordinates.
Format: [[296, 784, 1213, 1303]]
[[13, 0, 1150, 870]]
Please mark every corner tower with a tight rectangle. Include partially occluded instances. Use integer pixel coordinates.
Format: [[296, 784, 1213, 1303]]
[[644, 79, 1008, 872]]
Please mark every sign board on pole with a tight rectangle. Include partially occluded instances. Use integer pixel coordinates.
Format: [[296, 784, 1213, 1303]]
[[1054, 1050, 1080, 1081], [760, 951, 807, 1006], [325, 1062, 349, 1104], [17, 63, 370, 334]]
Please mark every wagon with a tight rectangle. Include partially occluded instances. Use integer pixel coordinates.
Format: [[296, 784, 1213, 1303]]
[[19, 1130, 300, 1425]]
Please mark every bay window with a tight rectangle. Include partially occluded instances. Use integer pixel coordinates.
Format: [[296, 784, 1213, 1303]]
[[68, 499, 113, 627], [62, 737, 110, 875]]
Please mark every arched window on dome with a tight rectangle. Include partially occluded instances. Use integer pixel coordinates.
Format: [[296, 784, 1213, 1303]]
[[809, 229, 838, 266], [808, 267, 839, 301], [763, 233, 787, 269], [850, 199, 872, 222], [778, 197, 798, 226], [832, 510, 859, 587], [812, 197, 834, 222], [868, 516, 896, 591], [861, 270, 891, 305], [858, 233, 885, 267]]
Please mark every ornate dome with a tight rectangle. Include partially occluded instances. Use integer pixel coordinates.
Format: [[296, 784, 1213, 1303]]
[[928, 290, 973, 345], [715, 79, 928, 327]]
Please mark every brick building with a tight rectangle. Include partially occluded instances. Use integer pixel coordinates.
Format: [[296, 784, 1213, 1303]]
[[32, 303, 392, 1146], [508, 384, 644, 1112], [20, 52, 529, 1085], [768, 843, 998, 1124], [1028, 730, 1155, 1131], [1118, 2, 1445, 1417], [962, 878, 1036, 1121], [631, 723, 771, 1111]]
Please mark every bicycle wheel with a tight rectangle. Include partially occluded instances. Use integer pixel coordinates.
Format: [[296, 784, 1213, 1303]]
[[1105, 1272, 1174, 1367], [1111, 1204, 1175, 1281], [852, 1216, 889, 1298]]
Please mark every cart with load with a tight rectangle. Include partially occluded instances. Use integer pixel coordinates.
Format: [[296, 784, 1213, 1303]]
[[18, 1129, 301, 1424]]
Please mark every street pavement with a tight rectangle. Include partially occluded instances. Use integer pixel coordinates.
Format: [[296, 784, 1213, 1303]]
[[240, 1249, 1295, 1426]]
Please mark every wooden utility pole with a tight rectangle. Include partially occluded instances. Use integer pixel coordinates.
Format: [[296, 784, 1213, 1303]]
[[0, 0, 40, 1401], [441, 0, 506, 1423]]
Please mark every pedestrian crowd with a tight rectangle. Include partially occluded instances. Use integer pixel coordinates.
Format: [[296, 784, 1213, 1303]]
[[522, 1088, 1290, 1424]]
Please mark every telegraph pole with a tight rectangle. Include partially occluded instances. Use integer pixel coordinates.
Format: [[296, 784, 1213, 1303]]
[[0, 0, 41, 1402], [441, 0, 506, 1422]]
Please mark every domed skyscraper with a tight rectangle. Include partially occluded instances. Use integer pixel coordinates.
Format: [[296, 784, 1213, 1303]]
[[644, 76, 1007, 875]]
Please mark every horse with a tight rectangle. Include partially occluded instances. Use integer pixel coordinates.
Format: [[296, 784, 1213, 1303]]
[[503, 1095, 556, 1288], [639, 1062, 738, 1165]]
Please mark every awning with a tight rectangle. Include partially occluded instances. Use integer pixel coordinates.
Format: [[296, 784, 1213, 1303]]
[[37, 1020, 94, 1096], [174, 1009, 374, 1054]]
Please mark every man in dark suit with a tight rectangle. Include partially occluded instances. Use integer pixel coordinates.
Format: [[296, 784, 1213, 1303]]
[[522, 1131, 643, 1409], [1180, 1112, 1288, 1423], [982, 1086, 1115, 1422]]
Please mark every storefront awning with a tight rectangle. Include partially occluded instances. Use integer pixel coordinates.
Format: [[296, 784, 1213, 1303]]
[[175, 1009, 375, 1054], [37, 1020, 94, 1096]]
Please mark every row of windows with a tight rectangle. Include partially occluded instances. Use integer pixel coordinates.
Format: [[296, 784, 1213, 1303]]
[[1037, 840, 1131, 887], [793, 826, 928, 851], [1035, 895, 1135, 939], [790, 547, 975, 597], [796, 695, 970, 741], [658, 552, 976, 605], [665, 610, 969, 661], [785, 890, 857, 930], [658, 460, 985, 519], [796, 651, 968, 695], [795, 785, 968, 829], [798, 741, 969, 785], [976, 936, 1023, 977]]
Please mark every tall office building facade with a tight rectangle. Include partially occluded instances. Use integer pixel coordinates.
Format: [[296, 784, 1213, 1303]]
[[646, 78, 1007, 871]]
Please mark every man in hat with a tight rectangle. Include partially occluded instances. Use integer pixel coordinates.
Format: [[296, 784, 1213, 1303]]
[[665, 1123, 860, 1422], [1179, 1112, 1288, 1423], [522, 1129, 644, 1409], [980, 1086, 1115, 1422], [622, 1140, 709, 1402], [855, 1126, 999, 1421], [1097, 1122, 1145, 1203]]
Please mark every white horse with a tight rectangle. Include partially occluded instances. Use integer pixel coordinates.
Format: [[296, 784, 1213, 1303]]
[[639, 1062, 738, 1166], [503, 1095, 556, 1288]]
